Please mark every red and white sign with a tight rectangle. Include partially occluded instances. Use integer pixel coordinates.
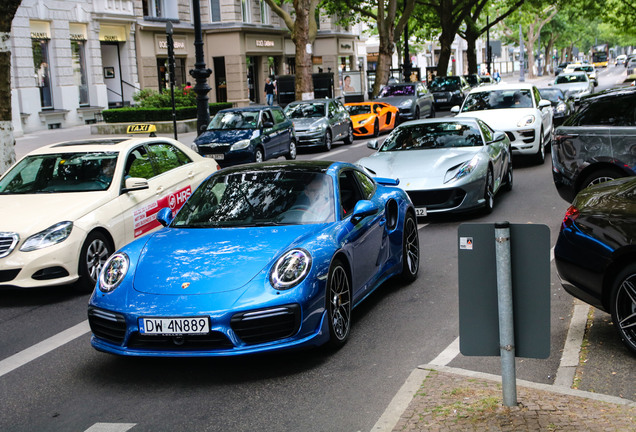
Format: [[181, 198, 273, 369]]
[[133, 186, 192, 237]]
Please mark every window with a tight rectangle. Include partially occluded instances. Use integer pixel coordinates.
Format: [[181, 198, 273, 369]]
[[124, 147, 155, 182], [354, 171, 376, 200], [71, 40, 89, 106], [33, 39, 52, 109], [210, 0, 221, 22], [572, 96, 636, 127], [143, 0, 179, 19], [242, 0, 251, 23], [271, 108, 286, 124], [147, 143, 192, 175], [260, 0, 270, 24], [477, 120, 494, 143]]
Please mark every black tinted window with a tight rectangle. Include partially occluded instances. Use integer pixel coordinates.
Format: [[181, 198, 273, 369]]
[[567, 95, 636, 126]]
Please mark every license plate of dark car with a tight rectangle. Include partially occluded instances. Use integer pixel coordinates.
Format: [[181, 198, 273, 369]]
[[209, 154, 224, 160], [139, 317, 210, 335]]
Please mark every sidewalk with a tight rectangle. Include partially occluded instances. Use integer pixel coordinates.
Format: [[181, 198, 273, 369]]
[[381, 365, 636, 431]]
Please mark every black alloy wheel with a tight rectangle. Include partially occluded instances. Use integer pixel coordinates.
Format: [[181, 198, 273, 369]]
[[326, 259, 351, 349], [324, 130, 332, 151], [611, 265, 636, 354], [400, 212, 420, 282], [483, 169, 495, 213], [343, 124, 354, 144]]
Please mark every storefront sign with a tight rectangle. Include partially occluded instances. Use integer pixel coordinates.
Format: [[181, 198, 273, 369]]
[[69, 23, 87, 41], [99, 25, 127, 42], [30, 21, 51, 40], [245, 35, 282, 53], [338, 38, 354, 54], [155, 35, 188, 55]]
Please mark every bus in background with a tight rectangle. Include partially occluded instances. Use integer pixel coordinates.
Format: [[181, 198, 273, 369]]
[[592, 44, 609, 68]]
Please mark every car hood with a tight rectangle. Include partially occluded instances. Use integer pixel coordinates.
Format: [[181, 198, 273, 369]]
[[456, 109, 536, 129], [195, 129, 256, 146], [289, 118, 326, 131], [132, 224, 324, 295], [358, 148, 481, 188], [553, 83, 589, 93], [375, 96, 410, 105], [0, 192, 112, 234], [350, 113, 375, 123]]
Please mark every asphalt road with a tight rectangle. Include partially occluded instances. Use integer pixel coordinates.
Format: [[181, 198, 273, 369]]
[[1, 66, 634, 432]]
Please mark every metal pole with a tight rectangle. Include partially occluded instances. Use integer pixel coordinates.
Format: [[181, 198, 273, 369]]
[[190, 0, 212, 137], [403, 0, 410, 82], [538, 32, 542, 77], [495, 221, 517, 407], [166, 22, 178, 140], [486, 16, 491, 76], [519, 23, 525, 82]]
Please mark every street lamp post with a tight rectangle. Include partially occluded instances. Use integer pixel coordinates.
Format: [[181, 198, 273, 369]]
[[519, 23, 525, 82], [166, 22, 178, 140], [189, 0, 212, 136]]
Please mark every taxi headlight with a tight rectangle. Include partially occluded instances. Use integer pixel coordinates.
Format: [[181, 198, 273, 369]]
[[270, 249, 312, 290], [99, 252, 129, 293], [230, 139, 251, 151], [20, 221, 73, 252], [517, 115, 536, 128]]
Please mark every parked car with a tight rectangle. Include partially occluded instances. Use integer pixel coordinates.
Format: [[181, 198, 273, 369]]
[[452, 83, 554, 164], [345, 101, 399, 137], [0, 128, 219, 291], [463, 74, 481, 88], [192, 106, 296, 167], [357, 118, 513, 215], [284, 98, 354, 151], [615, 54, 627, 66], [429, 75, 471, 110], [550, 72, 595, 101], [538, 87, 574, 126], [87, 161, 420, 357], [551, 86, 636, 202], [627, 56, 636, 75], [374, 82, 435, 121], [554, 177, 636, 354]]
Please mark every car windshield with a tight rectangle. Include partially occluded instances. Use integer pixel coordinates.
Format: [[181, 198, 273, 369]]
[[207, 111, 259, 130], [284, 103, 326, 119], [556, 74, 587, 84], [0, 152, 119, 194], [539, 89, 565, 103], [429, 77, 461, 91], [380, 122, 483, 151], [580, 66, 594, 73], [171, 170, 336, 227], [346, 105, 371, 115], [378, 85, 415, 97], [461, 89, 533, 111]]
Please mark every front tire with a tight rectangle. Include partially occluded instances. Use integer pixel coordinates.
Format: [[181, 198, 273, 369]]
[[502, 160, 513, 192], [77, 231, 113, 293], [285, 140, 297, 160], [483, 168, 495, 213], [610, 265, 636, 354], [400, 212, 420, 282], [415, 107, 421, 119], [428, 104, 436, 118], [343, 124, 354, 144], [326, 259, 351, 349], [533, 129, 545, 164], [580, 168, 623, 192], [323, 130, 332, 152], [254, 147, 264, 163]]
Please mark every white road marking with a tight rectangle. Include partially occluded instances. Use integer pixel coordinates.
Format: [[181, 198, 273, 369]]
[[430, 336, 460, 366], [84, 423, 136, 432], [311, 148, 349, 160], [554, 303, 590, 387], [0, 320, 90, 378]]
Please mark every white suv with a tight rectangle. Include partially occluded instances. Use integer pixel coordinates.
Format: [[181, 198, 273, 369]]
[[451, 83, 554, 164]]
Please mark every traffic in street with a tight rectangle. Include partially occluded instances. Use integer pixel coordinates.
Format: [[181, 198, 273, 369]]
[[1, 66, 634, 431]]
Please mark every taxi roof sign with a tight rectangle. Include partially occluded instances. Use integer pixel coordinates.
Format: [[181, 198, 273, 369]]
[[127, 124, 157, 136]]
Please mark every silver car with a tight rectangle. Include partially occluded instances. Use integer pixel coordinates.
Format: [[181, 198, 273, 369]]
[[357, 118, 513, 215], [551, 72, 594, 100]]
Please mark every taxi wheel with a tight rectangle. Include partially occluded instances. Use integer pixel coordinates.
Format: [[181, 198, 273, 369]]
[[77, 232, 113, 293]]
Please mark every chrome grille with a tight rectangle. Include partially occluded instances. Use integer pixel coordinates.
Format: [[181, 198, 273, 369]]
[[0, 232, 19, 259]]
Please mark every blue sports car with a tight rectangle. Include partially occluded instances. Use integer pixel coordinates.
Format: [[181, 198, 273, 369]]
[[88, 161, 419, 357]]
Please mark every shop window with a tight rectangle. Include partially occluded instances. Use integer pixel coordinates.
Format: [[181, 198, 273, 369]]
[[143, 0, 179, 20], [157, 58, 187, 91], [242, 0, 251, 23], [260, 0, 269, 24], [32, 39, 53, 109], [209, 0, 221, 22], [71, 40, 89, 106]]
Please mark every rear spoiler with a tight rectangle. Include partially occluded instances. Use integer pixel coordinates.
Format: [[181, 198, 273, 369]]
[[374, 177, 400, 186]]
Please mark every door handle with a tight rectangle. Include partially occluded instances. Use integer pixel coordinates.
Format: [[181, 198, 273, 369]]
[[156, 186, 164, 194]]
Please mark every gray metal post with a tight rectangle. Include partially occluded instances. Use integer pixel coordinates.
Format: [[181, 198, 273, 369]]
[[519, 22, 525, 82], [495, 221, 517, 407]]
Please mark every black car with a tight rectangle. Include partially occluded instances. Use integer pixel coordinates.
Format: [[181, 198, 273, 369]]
[[463, 74, 481, 88], [428, 76, 471, 109], [284, 98, 354, 151], [555, 62, 569, 75], [192, 106, 296, 167], [551, 86, 636, 202], [554, 177, 636, 354], [538, 87, 574, 126]]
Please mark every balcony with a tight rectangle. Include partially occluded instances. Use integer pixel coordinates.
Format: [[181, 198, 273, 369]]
[[93, 0, 134, 18]]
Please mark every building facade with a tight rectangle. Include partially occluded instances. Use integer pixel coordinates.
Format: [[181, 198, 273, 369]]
[[10, 0, 365, 135]]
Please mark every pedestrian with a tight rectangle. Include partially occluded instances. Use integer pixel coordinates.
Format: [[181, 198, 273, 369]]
[[264, 77, 276, 106], [493, 69, 501, 83]]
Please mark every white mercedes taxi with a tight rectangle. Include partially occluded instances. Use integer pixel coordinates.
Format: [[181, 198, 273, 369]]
[[0, 126, 219, 292]]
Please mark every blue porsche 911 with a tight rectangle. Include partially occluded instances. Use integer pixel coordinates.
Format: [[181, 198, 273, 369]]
[[88, 161, 419, 357]]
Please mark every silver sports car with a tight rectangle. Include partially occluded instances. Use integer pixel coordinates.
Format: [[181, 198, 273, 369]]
[[357, 118, 513, 216]]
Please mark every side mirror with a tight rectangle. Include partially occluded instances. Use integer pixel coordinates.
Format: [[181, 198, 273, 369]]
[[367, 139, 379, 150], [262, 121, 274, 128], [490, 131, 507, 143], [450, 106, 460, 114], [350, 200, 379, 224], [538, 99, 552, 109], [122, 177, 149, 193], [156, 207, 174, 227]]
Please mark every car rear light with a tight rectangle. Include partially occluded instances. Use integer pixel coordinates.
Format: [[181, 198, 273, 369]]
[[561, 205, 579, 231]]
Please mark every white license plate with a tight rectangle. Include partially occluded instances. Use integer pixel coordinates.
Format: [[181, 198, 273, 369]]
[[415, 207, 427, 217], [139, 317, 210, 335], [206, 154, 224, 160], [437, 98, 447, 102]]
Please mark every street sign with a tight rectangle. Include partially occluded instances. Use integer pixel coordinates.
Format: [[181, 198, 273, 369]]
[[458, 223, 551, 359]]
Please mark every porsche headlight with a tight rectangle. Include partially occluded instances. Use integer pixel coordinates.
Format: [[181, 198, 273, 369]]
[[309, 122, 326, 132], [517, 115, 535, 128], [20, 221, 73, 252], [444, 155, 480, 183], [99, 252, 129, 293], [399, 99, 413, 108], [230, 139, 251, 151], [270, 249, 312, 290]]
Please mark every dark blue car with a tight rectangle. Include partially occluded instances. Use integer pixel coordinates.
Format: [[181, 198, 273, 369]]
[[192, 106, 296, 167]]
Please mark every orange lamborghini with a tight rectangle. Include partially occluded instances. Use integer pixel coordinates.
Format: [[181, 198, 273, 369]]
[[345, 102, 399, 137]]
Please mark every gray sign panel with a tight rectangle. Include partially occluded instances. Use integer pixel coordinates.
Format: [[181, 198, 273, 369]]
[[458, 223, 551, 359]]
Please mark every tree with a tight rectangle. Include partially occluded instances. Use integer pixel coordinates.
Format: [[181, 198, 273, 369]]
[[263, 0, 319, 100], [0, 0, 21, 174], [323, 0, 415, 97]]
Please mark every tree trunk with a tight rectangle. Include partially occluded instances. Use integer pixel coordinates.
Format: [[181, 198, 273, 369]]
[[0, 1, 21, 174], [292, 0, 313, 100], [373, 33, 395, 97], [436, 29, 455, 77], [464, 30, 479, 74]]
